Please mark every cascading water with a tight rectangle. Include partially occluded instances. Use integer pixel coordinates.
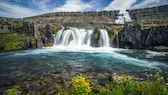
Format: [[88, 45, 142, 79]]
[[115, 11, 131, 24], [54, 28, 64, 45], [54, 27, 94, 47], [99, 29, 110, 47], [53, 27, 110, 48]]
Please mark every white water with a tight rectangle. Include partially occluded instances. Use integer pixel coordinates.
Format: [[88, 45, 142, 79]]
[[116, 31, 119, 48], [99, 29, 110, 47], [115, 11, 131, 24], [54, 27, 110, 47], [44, 27, 168, 69], [54, 27, 94, 47]]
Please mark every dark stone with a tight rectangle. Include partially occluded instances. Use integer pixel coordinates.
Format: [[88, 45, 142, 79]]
[[41, 36, 49, 44], [115, 24, 168, 49], [92, 89, 100, 94], [46, 24, 53, 33], [91, 39, 99, 47], [17, 22, 35, 36], [108, 75, 113, 81], [98, 78, 107, 86], [24, 39, 33, 48], [116, 24, 142, 48], [36, 38, 43, 48], [145, 26, 168, 46]]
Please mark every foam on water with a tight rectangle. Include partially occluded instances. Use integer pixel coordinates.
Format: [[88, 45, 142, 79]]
[[11, 46, 168, 69]]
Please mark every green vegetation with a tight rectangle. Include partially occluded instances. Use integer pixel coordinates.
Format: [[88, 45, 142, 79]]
[[129, 21, 168, 30], [71, 74, 92, 95], [0, 31, 35, 51], [141, 22, 168, 30], [63, 23, 88, 28], [53, 25, 62, 34], [103, 73, 168, 95], [6, 72, 168, 95], [5, 85, 21, 95], [108, 26, 124, 42], [92, 28, 99, 40], [44, 43, 52, 47]]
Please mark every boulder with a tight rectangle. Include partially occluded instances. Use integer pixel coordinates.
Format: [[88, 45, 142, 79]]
[[41, 36, 49, 44], [24, 39, 33, 48], [36, 38, 43, 48]]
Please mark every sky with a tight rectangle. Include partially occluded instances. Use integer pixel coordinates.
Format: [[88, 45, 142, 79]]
[[0, 0, 168, 18]]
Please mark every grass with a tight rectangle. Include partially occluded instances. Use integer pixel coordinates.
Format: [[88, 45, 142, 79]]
[[6, 72, 167, 95], [0, 31, 35, 51], [57, 72, 167, 95]]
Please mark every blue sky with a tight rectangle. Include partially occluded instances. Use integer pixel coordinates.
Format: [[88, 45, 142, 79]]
[[0, 0, 168, 18]]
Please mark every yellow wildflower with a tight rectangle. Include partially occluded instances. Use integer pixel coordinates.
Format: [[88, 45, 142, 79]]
[[72, 74, 92, 95]]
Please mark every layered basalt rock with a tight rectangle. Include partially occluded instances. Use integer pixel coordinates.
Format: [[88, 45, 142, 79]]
[[114, 24, 168, 50]]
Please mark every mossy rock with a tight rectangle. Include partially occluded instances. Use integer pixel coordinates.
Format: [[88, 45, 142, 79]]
[[53, 25, 62, 34], [92, 28, 100, 40], [0, 31, 36, 51]]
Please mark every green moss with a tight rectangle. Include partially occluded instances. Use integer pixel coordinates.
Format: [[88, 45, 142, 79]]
[[5, 85, 20, 95], [109, 29, 117, 42], [0, 31, 35, 51], [44, 43, 52, 47], [31, 38, 36, 45], [141, 23, 168, 30], [108, 27, 123, 42], [53, 25, 62, 34], [64, 26, 70, 30], [92, 28, 99, 40]]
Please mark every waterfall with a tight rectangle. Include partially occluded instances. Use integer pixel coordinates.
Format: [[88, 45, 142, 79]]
[[99, 29, 110, 47], [54, 27, 93, 47], [115, 11, 131, 24], [54, 27, 110, 48], [54, 28, 64, 45], [117, 31, 119, 48]]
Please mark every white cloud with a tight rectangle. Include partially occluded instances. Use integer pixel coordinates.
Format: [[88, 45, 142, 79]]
[[88, 0, 104, 11], [31, 0, 49, 13], [104, 0, 137, 11], [132, 0, 168, 9], [0, 2, 37, 18], [52, 0, 92, 12], [0, 0, 168, 18]]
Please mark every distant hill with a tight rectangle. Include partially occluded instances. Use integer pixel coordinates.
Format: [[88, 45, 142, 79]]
[[23, 5, 168, 25]]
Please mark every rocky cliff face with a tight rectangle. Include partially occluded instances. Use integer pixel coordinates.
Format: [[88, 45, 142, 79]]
[[0, 17, 59, 51], [129, 5, 168, 23], [25, 11, 118, 24], [113, 24, 168, 50]]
